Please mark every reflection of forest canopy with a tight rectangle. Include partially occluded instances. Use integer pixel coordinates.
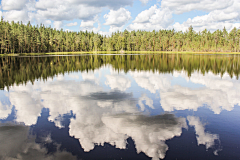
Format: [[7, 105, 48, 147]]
[[1, 19, 240, 53], [1, 54, 239, 89]]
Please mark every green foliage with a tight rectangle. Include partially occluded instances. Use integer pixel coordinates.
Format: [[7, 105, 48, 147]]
[[1, 20, 240, 54]]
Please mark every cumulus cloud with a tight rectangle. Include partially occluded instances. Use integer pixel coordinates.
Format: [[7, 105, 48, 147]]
[[33, 0, 133, 24], [103, 8, 131, 33], [80, 20, 96, 28], [39, 5, 100, 21], [173, 10, 240, 32], [139, 0, 150, 4], [66, 22, 77, 27], [44, 20, 52, 26], [128, 5, 173, 31], [66, 0, 134, 9], [2, 10, 30, 23], [1, 0, 28, 11], [104, 8, 131, 27], [168, 0, 240, 32], [35, 0, 133, 10], [53, 21, 63, 30], [133, 5, 157, 23], [80, 17, 101, 32], [187, 116, 221, 155], [161, 0, 234, 14]]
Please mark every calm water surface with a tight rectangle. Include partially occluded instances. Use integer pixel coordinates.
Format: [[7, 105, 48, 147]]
[[0, 54, 240, 160]]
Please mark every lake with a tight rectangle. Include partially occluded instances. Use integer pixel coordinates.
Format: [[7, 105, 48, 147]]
[[0, 54, 240, 160]]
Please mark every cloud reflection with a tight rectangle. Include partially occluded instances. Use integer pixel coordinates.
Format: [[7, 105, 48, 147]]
[[102, 113, 187, 160], [105, 74, 131, 91], [187, 116, 221, 155], [131, 70, 240, 114], [0, 101, 12, 119], [0, 123, 77, 160], [0, 66, 227, 159], [138, 94, 154, 111]]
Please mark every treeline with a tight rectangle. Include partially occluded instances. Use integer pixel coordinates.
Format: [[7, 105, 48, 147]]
[[1, 54, 239, 89], [1, 19, 240, 54]]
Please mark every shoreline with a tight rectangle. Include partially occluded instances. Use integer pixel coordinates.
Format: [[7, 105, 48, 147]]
[[1, 51, 240, 57]]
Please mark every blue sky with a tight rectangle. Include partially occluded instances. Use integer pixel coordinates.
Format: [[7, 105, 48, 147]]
[[0, 0, 239, 34]]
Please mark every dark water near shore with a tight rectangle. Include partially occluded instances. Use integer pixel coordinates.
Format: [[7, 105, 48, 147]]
[[0, 54, 240, 160]]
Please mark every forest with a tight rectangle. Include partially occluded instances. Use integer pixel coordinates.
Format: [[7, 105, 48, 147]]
[[1, 18, 240, 54], [1, 54, 239, 89]]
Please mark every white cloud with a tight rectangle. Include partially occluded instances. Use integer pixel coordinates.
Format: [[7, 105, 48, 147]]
[[3, 10, 30, 23], [33, 0, 133, 24], [42, 20, 52, 27], [139, 0, 150, 4], [80, 20, 99, 32], [80, 16, 101, 32], [104, 8, 131, 32], [35, 1, 101, 22], [1, 0, 28, 11], [173, 10, 240, 32], [65, 29, 73, 32], [66, 22, 78, 27], [161, 0, 234, 14], [0, 0, 239, 33], [167, 0, 240, 32], [128, 5, 173, 31], [109, 26, 123, 33], [34, 0, 59, 10], [187, 116, 221, 155], [133, 5, 157, 23], [25, 0, 36, 12], [67, 0, 134, 9], [98, 31, 111, 36], [53, 21, 63, 30], [80, 20, 96, 28]]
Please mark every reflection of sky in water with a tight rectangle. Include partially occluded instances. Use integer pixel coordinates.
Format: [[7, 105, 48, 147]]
[[0, 65, 240, 159]]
